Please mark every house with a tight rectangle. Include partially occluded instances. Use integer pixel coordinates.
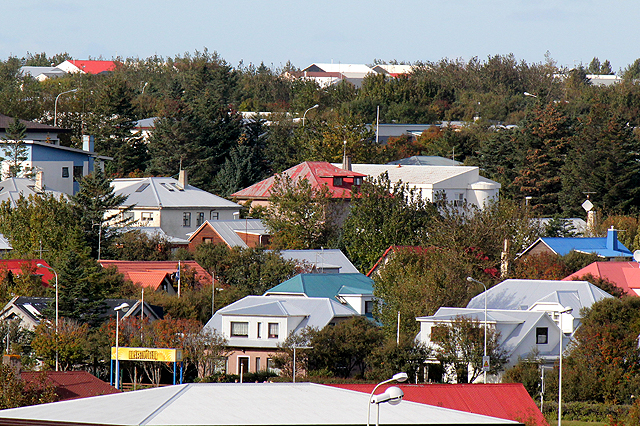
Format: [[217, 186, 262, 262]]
[[231, 161, 367, 212], [188, 219, 271, 250], [0, 234, 11, 255], [0, 119, 109, 195], [0, 176, 67, 207], [334, 163, 500, 209], [19, 66, 66, 81], [106, 171, 241, 240], [296, 63, 375, 88], [203, 295, 360, 375], [387, 155, 462, 166], [20, 371, 120, 401], [563, 261, 640, 296], [55, 60, 118, 75], [279, 249, 359, 273], [367, 123, 467, 144], [371, 64, 415, 77], [0, 296, 163, 331], [0, 259, 55, 284], [519, 227, 632, 260], [0, 382, 520, 426], [330, 383, 547, 426], [264, 273, 375, 316], [99, 260, 212, 295]]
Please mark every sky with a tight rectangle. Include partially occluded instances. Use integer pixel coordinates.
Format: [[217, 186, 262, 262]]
[[3, 0, 640, 72]]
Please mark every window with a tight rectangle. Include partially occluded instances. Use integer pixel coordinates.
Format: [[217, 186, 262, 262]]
[[536, 327, 548, 344], [257, 322, 262, 338], [196, 212, 205, 227], [73, 166, 83, 182], [453, 193, 465, 207], [210, 211, 219, 220], [183, 212, 191, 227], [255, 357, 261, 372], [141, 212, 153, 222], [230, 322, 249, 337], [353, 176, 363, 186], [365, 300, 374, 314], [203, 237, 213, 244], [135, 183, 150, 192], [160, 183, 174, 192], [62, 167, 69, 178], [268, 323, 279, 339], [122, 211, 134, 221], [267, 358, 276, 373], [333, 177, 343, 186]]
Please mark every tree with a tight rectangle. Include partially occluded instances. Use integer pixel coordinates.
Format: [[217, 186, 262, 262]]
[[0, 117, 32, 179], [31, 318, 90, 371], [431, 315, 508, 383], [341, 173, 437, 272], [110, 230, 171, 261], [71, 167, 130, 259], [263, 174, 340, 250], [0, 363, 55, 409], [366, 338, 431, 382], [182, 328, 229, 379]]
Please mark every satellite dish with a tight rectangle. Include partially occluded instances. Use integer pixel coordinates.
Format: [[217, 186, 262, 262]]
[[633, 250, 640, 263]]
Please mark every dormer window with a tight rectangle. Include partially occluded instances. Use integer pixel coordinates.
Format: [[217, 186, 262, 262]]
[[333, 177, 343, 186]]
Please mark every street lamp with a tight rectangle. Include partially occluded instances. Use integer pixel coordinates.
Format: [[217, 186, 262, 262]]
[[467, 277, 488, 382], [114, 302, 130, 390], [367, 372, 408, 426], [302, 104, 319, 126], [54, 88, 78, 127], [292, 344, 312, 383], [557, 306, 573, 426], [37, 263, 58, 371], [524, 91, 538, 98]]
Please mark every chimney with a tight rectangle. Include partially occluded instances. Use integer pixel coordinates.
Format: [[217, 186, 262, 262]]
[[178, 170, 187, 189], [82, 135, 94, 152], [341, 140, 351, 171], [606, 226, 618, 251], [35, 170, 45, 192]]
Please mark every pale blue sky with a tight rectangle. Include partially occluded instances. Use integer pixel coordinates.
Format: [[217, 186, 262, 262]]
[[3, 0, 639, 72]]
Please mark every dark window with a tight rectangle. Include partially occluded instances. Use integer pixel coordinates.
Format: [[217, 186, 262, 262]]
[[135, 183, 150, 192], [183, 212, 191, 227], [268, 323, 279, 338], [210, 211, 219, 220], [333, 177, 343, 186], [353, 176, 363, 186], [365, 300, 374, 314], [62, 167, 69, 178], [196, 212, 205, 227], [73, 166, 83, 182], [536, 327, 548, 344]]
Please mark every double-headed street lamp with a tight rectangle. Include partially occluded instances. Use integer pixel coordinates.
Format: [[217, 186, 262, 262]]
[[114, 302, 130, 390], [367, 372, 408, 426], [467, 277, 488, 382], [54, 88, 78, 127], [37, 263, 58, 371]]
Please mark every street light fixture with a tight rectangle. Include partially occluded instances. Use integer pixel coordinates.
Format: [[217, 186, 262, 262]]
[[114, 302, 130, 390], [302, 104, 319, 127], [467, 277, 488, 382], [37, 263, 58, 371], [54, 88, 78, 127], [524, 91, 538, 98], [557, 306, 573, 426], [367, 372, 408, 426]]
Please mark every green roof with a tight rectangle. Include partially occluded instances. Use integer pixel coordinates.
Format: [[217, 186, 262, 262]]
[[265, 273, 373, 299]]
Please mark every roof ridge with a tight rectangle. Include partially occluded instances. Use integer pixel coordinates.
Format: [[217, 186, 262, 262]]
[[139, 385, 190, 425]]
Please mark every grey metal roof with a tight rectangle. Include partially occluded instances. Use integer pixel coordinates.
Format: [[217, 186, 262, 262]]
[[466, 279, 612, 317], [192, 219, 268, 248], [278, 249, 359, 273], [0, 234, 11, 250], [0, 382, 519, 425], [0, 177, 67, 207], [112, 177, 241, 209]]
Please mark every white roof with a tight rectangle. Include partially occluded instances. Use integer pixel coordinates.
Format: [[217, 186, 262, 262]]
[[279, 249, 359, 273], [204, 295, 358, 348], [111, 177, 241, 209], [0, 383, 518, 425], [372, 64, 415, 74], [0, 177, 67, 208], [304, 63, 374, 74], [466, 279, 613, 317]]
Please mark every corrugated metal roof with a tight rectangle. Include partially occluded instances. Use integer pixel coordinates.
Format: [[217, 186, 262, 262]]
[[522, 229, 632, 258], [279, 249, 359, 273], [387, 156, 462, 166], [466, 279, 612, 316], [265, 273, 373, 298], [329, 383, 546, 426], [0, 382, 520, 425], [99, 260, 211, 287], [192, 219, 269, 248], [563, 261, 640, 294], [112, 177, 241, 209], [343, 164, 489, 186], [20, 371, 120, 401], [0, 177, 67, 208]]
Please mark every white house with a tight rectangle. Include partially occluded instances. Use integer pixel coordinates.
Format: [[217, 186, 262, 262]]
[[107, 171, 241, 240], [334, 163, 500, 209], [203, 295, 358, 375]]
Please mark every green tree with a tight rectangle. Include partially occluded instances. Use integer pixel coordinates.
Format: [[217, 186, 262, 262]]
[[431, 315, 508, 383], [110, 230, 171, 261], [263, 174, 340, 250], [341, 173, 436, 272], [366, 338, 431, 382], [1, 117, 32, 179], [31, 318, 90, 371], [0, 363, 55, 409]]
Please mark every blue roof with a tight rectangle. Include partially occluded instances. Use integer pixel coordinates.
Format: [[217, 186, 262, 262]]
[[527, 229, 632, 258], [264, 273, 373, 299]]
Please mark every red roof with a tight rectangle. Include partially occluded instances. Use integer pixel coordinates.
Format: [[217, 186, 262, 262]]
[[99, 260, 211, 288], [328, 383, 547, 426], [21, 371, 120, 401], [231, 161, 367, 200], [563, 261, 640, 296], [0, 259, 54, 285], [67, 60, 118, 74]]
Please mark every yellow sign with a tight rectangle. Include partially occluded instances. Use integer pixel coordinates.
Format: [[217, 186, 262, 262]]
[[110, 347, 183, 362]]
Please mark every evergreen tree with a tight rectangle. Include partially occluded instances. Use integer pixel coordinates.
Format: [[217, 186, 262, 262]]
[[0, 117, 32, 179]]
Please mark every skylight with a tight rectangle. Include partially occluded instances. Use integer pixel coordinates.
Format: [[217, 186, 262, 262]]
[[135, 183, 150, 192]]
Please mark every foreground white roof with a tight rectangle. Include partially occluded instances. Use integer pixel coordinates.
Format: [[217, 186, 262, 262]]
[[0, 383, 519, 425]]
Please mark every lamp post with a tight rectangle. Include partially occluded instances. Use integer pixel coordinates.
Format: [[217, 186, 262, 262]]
[[524, 91, 538, 98], [467, 277, 488, 382], [292, 344, 312, 383], [211, 273, 223, 317], [302, 104, 319, 126], [114, 302, 130, 390], [54, 88, 78, 127], [37, 263, 58, 371], [557, 306, 573, 426], [367, 372, 408, 426]]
